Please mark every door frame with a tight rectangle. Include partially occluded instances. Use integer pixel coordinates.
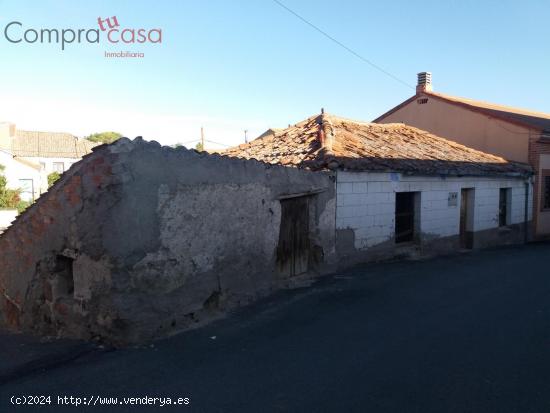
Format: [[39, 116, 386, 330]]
[[460, 188, 475, 249]]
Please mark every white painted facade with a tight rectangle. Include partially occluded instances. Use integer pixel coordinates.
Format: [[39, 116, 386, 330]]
[[336, 171, 533, 250], [0, 210, 18, 231], [0, 150, 47, 201], [23, 156, 79, 176], [0, 155, 80, 201]]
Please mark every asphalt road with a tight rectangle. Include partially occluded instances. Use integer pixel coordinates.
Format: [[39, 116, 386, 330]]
[[2, 243, 550, 413]]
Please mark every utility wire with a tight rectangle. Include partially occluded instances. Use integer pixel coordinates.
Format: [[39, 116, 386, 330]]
[[272, 0, 414, 90], [180, 139, 200, 145], [205, 139, 232, 147], [177, 139, 234, 148]]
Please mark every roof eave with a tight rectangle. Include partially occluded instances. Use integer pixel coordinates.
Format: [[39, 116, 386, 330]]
[[422, 92, 544, 132], [374, 91, 546, 133], [372, 94, 417, 123], [334, 165, 532, 179]]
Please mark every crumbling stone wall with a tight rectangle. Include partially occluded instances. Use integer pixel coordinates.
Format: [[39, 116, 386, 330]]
[[0, 138, 336, 344]]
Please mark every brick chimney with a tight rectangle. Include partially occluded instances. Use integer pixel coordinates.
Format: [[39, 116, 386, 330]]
[[416, 72, 432, 94]]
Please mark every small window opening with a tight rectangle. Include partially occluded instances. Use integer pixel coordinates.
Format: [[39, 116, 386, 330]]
[[499, 188, 511, 227], [53, 162, 65, 173], [55, 255, 74, 295]]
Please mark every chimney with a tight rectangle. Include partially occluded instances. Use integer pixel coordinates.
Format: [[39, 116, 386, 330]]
[[416, 72, 432, 94]]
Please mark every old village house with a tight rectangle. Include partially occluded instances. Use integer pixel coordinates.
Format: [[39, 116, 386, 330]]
[[0, 112, 532, 343]]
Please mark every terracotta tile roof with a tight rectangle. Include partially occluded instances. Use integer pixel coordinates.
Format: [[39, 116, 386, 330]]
[[11, 130, 98, 158], [222, 113, 532, 177], [374, 91, 550, 133]]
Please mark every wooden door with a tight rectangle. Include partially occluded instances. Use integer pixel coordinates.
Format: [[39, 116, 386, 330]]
[[277, 197, 310, 277]]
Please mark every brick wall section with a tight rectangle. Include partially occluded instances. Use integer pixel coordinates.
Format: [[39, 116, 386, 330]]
[[336, 171, 532, 250], [0, 145, 120, 332]]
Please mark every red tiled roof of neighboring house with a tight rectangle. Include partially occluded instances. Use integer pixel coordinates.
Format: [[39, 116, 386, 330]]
[[374, 91, 550, 133], [222, 112, 532, 177], [11, 130, 98, 158]]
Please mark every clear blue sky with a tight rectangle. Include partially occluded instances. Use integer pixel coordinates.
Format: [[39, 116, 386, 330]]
[[1, 0, 549, 148]]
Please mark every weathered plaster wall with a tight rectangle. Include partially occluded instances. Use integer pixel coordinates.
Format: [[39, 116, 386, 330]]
[[0, 138, 336, 344], [336, 171, 532, 262]]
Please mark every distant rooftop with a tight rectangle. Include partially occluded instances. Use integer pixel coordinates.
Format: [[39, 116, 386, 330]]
[[0, 124, 98, 158]]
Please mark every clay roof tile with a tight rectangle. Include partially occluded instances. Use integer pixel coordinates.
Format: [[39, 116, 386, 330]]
[[222, 112, 531, 177]]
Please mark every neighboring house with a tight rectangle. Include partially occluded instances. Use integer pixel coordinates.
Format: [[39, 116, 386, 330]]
[[373, 72, 550, 239], [255, 128, 283, 140], [0, 148, 46, 202], [0, 122, 97, 201], [225, 111, 533, 260]]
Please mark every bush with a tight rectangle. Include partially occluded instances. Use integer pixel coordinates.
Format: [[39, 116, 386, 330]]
[[48, 172, 61, 188], [16, 200, 31, 213], [86, 131, 122, 144], [0, 164, 23, 210]]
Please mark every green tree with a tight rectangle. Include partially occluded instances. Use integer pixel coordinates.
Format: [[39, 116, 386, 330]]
[[47, 172, 61, 188], [0, 164, 28, 212], [195, 142, 204, 152], [86, 131, 123, 144]]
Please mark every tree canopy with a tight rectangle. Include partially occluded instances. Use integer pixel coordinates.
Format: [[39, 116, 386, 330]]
[[86, 131, 123, 144]]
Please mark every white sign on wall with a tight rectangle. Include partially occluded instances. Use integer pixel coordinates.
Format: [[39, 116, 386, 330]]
[[448, 192, 458, 207]]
